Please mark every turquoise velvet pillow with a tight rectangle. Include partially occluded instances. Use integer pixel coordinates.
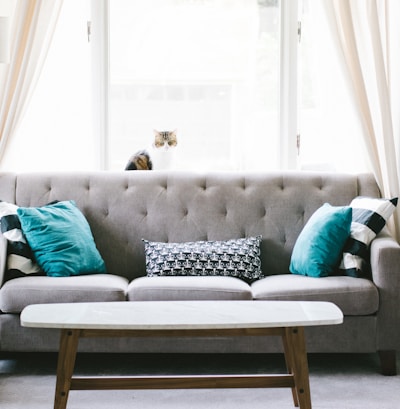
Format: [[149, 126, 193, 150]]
[[289, 203, 352, 278], [17, 200, 106, 277]]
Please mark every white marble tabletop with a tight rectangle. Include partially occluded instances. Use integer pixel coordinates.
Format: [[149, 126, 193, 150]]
[[20, 301, 343, 330]]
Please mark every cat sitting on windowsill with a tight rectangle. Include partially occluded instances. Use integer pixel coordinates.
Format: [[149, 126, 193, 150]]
[[125, 129, 178, 171]]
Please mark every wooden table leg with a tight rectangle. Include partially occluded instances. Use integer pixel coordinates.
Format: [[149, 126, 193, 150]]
[[54, 329, 80, 409], [284, 327, 312, 409], [282, 330, 300, 407]]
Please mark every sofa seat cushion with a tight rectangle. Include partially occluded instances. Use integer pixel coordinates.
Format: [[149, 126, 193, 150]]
[[0, 274, 128, 313], [251, 274, 379, 316], [127, 276, 252, 301]]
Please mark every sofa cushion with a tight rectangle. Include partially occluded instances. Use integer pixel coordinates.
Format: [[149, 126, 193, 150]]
[[0, 201, 42, 283], [143, 236, 263, 282], [339, 196, 398, 278], [0, 274, 128, 313], [251, 274, 379, 316], [290, 203, 352, 278], [127, 276, 252, 301], [17, 200, 106, 277]]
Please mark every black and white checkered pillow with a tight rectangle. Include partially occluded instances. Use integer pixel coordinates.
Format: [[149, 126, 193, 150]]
[[0, 201, 42, 282], [143, 236, 263, 282], [339, 196, 397, 278]]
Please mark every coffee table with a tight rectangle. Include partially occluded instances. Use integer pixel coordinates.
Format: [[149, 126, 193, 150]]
[[21, 300, 343, 409]]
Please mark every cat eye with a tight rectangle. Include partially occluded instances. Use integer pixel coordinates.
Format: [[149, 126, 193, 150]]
[[155, 140, 177, 147]]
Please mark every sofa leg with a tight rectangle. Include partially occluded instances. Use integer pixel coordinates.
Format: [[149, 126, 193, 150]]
[[378, 350, 397, 376]]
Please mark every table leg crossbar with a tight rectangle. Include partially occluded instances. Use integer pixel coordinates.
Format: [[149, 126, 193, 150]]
[[54, 327, 312, 409]]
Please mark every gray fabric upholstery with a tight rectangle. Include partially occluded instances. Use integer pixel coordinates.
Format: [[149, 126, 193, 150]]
[[11, 171, 381, 281], [0, 235, 6, 287], [0, 274, 128, 313], [0, 172, 16, 203], [0, 170, 398, 358], [370, 230, 400, 350], [128, 276, 252, 301], [251, 274, 379, 316]]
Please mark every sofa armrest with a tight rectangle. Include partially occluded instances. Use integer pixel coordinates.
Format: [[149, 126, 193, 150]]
[[0, 234, 7, 288], [370, 229, 400, 351]]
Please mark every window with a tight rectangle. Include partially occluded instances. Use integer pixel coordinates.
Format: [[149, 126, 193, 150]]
[[4, 0, 369, 173], [107, 0, 281, 171], [105, 0, 369, 172]]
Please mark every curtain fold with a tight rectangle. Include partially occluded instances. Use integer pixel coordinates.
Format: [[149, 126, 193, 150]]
[[325, 0, 400, 241], [0, 0, 63, 162]]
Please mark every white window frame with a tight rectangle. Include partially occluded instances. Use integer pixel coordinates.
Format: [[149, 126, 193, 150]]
[[91, 0, 300, 170], [91, 0, 109, 169], [279, 0, 299, 169]]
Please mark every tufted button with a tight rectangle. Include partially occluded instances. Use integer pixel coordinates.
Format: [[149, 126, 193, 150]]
[[198, 180, 207, 191], [316, 179, 324, 190]]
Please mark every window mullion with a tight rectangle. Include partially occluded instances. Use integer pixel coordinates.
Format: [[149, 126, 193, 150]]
[[279, 0, 299, 169], [90, 0, 109, 170]]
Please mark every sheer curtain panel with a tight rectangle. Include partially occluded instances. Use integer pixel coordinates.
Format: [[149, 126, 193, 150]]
[[0, 0, 63, 162], [325, 0, 400, 241]]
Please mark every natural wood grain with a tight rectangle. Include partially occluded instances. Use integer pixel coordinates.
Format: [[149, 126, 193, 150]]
[[80, 327, 285, 338], [54, 329, 80, 409], [285, 327, 312, 409], [70, 374, 295, 390], [51, 325, 313, 409]]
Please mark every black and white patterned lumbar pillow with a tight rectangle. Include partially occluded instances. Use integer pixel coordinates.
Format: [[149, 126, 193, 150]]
[[143, 236, 263, 282], [0, 201, 42, 282], [339, 196, 398, 278]]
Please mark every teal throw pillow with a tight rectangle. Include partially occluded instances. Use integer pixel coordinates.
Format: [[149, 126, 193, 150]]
[[17, 200, 106, 277], [289, 203, 352, 278]]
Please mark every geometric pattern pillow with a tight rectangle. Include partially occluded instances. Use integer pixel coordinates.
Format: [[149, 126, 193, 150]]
[[0, 201, 42, 283], [143, 236, 263, 282], [339, 196, 398, 278]]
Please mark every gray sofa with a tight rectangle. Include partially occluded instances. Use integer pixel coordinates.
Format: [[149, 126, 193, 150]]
[[0, 171, 399, 375]]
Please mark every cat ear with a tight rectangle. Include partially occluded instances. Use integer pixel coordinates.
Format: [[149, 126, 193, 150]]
[[153, 129, 161, 135], [170, 129, 177, 135]]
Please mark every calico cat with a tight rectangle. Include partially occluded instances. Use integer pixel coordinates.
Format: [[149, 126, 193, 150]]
[[124, 149, 153, 170], [125, 130, 178, 170]]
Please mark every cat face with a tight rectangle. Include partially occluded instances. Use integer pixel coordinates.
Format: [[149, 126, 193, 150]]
[[153, 129, 178, 150]]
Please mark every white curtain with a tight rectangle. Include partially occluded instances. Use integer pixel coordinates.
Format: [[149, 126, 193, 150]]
[[324, 0, 400, 241], [0, 0, 63, 162]]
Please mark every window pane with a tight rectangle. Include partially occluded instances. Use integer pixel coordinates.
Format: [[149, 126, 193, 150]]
[[109, 0, 280, 170]]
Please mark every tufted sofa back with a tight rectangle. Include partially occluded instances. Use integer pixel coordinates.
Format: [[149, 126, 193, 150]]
[[0, 171, 380, 281]]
